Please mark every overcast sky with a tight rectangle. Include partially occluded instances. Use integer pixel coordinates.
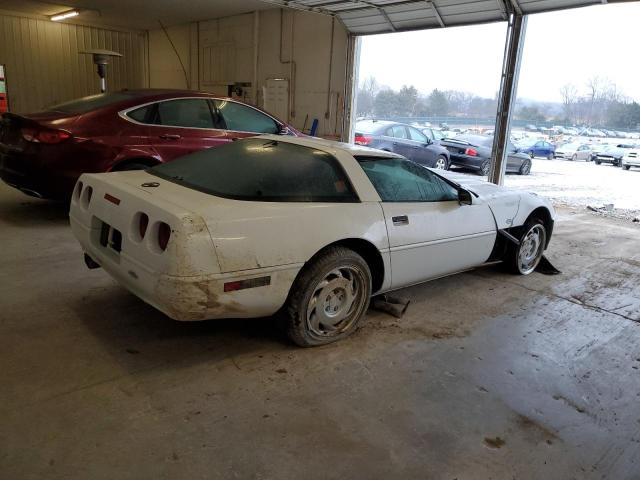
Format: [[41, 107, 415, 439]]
[[358, 2, 640, 103]]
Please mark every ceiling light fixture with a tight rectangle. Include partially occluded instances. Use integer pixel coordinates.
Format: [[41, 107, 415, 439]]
[[50, 10, 80, 22]]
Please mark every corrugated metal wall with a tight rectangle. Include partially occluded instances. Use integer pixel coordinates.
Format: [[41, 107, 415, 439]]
[[0, 13, 148, 114]]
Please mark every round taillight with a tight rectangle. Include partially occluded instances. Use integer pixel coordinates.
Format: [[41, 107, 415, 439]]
[[157, 222, 171, 251], [75, 181, 83, 201], [139, 213, 149, 239], [81, 185, 93, 209]]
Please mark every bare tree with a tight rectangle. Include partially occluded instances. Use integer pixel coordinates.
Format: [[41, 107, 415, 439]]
[[356, 76, 380, 117], [585, 75, 604, 125], [559, 83, 578, 124]]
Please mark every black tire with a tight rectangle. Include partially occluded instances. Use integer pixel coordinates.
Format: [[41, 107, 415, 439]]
[[571, 154, 578, 162], [284, 247, 372, 347], [624, 165, 631, 170], [595, 159, 601, 165], [546, 152, 554, 160], [505, 217, 547, 275], [113, 162, 152, 171], [434, 155, 449, 170], [518, 159, 532, 175], [479, 159, 491, 176], [529, 152, 535, 159]]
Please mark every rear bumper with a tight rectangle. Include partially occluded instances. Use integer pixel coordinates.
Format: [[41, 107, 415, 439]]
[[0, 147, 77, 199], [448, 154, 484, 170], [70, 215, 301, 321], [595, 157, 621, 165], [622, 158, 640, 167]]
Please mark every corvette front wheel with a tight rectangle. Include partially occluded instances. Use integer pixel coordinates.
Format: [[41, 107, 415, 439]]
[[284, 247, 371, 347], [506, 219, 547, 275]]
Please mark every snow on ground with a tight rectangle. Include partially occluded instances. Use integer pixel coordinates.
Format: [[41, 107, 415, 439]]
[[454, 157, 640, 219]]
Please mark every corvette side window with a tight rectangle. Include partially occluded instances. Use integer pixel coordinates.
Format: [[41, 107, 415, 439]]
[[357, 157, 458, 202]]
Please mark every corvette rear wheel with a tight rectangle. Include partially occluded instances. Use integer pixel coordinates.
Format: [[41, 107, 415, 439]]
[[284, 247, 371, 347], [506, 218, 547, 275]]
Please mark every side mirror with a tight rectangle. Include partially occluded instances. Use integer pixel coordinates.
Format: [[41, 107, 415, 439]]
[[278, 125, 291, 135], [458, 188, 473, 205]]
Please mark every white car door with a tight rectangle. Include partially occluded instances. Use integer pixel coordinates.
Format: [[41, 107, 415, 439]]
[[358, 157, 496, 289]]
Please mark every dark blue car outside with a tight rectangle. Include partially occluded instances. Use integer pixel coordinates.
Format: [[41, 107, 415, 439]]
[[519, 140, 556, 159]]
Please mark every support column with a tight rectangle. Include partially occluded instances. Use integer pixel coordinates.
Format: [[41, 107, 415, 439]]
[[489, 13, 527, 185]]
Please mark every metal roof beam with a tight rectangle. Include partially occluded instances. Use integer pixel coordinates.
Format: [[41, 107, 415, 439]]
[[428, 1, 446, 27], [509, 0, 523, 15], [378, 7, 398, 31], [495, 0, 509, 19]]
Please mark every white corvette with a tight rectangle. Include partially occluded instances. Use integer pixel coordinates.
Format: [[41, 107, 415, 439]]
[[70, 135, 555, 346]]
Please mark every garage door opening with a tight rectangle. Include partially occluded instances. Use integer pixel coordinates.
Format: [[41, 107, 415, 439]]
[[352, 1, 640, 221]]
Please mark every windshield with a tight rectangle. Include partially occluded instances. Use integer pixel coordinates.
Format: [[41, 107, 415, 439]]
[[48, 92, 136, 113], [150, 138, 358, 202]]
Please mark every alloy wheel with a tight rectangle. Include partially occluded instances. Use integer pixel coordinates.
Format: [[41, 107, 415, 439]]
[[517, 224, 546, 275], [306, 266, 368, 338]]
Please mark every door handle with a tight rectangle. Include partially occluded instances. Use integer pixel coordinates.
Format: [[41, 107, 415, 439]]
[[392, 215, 409, 225], [159, 134, 181, 140]]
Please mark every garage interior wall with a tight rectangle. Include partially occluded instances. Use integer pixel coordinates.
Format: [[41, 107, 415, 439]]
[[147, 9, 349, 138], [0, 12, 147, 114]]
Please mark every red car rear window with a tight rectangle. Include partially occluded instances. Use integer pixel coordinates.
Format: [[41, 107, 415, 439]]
[[48, 93, 136, 114]]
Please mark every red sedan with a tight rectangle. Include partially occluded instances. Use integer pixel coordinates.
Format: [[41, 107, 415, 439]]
[[0, 89, 299, 200]]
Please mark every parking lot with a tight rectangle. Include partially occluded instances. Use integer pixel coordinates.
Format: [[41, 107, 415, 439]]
[[454, 157, 640, 217]]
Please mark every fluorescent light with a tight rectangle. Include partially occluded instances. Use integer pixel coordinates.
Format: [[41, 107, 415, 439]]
[[50, 10, 80, 21]]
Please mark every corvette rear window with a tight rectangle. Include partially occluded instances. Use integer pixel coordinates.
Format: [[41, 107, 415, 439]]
[[150, 138, 358, 202]]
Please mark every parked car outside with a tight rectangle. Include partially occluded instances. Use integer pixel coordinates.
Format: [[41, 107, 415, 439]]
[[70, 135, 555, 346], [621, 147, 640, 170], [594, 144, 636, 166], [421, 126, 446, 143], [0, 89, 299, 200], [354, 120, 451, 169], [554, 142, 592, 161], [517, 139, 556, 159], [588, 143, 617, 161], [440, 134, 532, 175]]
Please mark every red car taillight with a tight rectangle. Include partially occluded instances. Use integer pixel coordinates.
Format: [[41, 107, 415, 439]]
[[139, 213, 149, 239], [157, 222, 171, 251], [21, 127, 72, 144], [354, 134, 372, 146], [464, 148, 478, 156]]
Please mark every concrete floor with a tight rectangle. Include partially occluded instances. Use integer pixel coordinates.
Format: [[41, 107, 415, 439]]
[[1, 182, 639, 480]]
